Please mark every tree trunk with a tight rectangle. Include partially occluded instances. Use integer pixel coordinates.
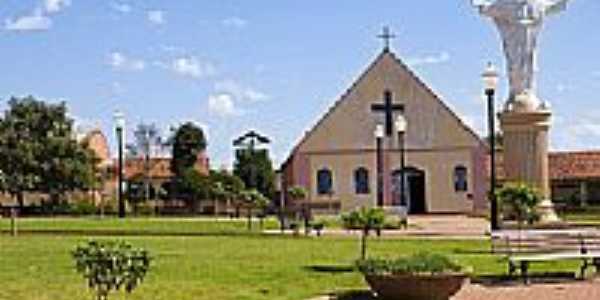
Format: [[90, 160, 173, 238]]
[[361, 229, 368, 260], [16, 192, 24, 210], [247, 207, 252, 230]]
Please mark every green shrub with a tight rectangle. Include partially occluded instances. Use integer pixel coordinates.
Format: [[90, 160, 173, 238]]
[[72, 240, 151, 300], [69, 201, 98, 216], [497, 182, 541, 226], [341, 207, 385, 232], [341, 207, 386, 259], [357, 252, 462, 276], [311, 221, 325, 236]]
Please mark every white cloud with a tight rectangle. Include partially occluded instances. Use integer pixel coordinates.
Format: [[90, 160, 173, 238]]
[[4, 0, 71, 32], [222, 17, 247, 29], [108, 52, 146, 71], [167, 56, 216, 79], [208, 93, 240, 117], [110, 2, 132, 14], [4, 11, 52, 31], [44, 0, 71, 14], [147, 10, 165, 25], [407, 52, 451, 67], [215, 80, 269, 102]]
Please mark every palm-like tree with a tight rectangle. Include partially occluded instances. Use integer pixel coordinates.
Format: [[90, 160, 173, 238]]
[[240, 189, 269, 230], [342, 207, 386, 260]]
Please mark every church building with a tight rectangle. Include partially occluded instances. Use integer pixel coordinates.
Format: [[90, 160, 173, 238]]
[[281, 45, 489, 214]]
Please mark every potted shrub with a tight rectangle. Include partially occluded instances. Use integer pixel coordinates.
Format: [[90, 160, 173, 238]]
[[357, 252, 468, 300]]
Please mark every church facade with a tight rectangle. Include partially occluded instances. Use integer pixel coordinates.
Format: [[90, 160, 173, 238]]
[[281, 49, 488, 214]]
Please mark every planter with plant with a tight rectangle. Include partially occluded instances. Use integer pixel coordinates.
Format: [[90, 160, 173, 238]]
[[357, 252, 468, 300]]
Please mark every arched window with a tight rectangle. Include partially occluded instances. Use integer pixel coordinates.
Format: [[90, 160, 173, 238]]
[[454, 166, 468, 192], [317, 169, 333, 195], [354, 167, 370, 195]]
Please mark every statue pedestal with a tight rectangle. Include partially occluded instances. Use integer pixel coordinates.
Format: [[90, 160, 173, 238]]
[[500, 104, 559, 223]]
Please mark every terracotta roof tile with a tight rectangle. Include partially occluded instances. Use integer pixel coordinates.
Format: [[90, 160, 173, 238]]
[[487, 151, 600, 181]]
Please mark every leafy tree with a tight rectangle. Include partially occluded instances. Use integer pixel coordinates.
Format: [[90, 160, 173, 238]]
[[342, 207, 386, 260], [233, 148, 275, 198], [170, 122, 207, 178], [497, 182, 541, 227], [287, 186, 308, 201], [178, 169, 212, 213], [72, 240, 151, 300], [0, 96, 97, 207], [287, 186, 310, 234], [208, 170, 245, 215], [240, 189, 269, 230]]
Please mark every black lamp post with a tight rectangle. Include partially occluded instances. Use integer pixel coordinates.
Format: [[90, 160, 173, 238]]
[[395, 115, 407, 207], [114, 110, 126, 219], [374, 124, 385, 207], [482, 62, 500, 231]]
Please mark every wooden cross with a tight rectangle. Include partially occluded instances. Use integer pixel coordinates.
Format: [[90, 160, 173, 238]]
[[371, 90, 405, 136], [377, 26, 396, 51]]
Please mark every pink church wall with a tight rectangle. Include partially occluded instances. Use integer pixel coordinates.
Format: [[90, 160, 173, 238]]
[[471, 144, 489, 214]]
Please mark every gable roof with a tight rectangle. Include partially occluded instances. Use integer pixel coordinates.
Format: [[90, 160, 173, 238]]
[[281, 49, 485, 169]]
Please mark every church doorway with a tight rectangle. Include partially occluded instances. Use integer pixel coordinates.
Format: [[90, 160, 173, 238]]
[[392, 167, 426, 214]]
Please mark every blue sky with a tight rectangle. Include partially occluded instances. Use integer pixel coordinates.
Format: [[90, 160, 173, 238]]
[[1, 0, 599, 168]]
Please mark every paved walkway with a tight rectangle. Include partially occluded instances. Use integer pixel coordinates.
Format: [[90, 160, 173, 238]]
[[267, 215, 491, 239], [309, 279, 600, 300], [453, 280, 600, 299]]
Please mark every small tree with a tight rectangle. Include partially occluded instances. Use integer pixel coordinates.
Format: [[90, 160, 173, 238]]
[[240, 189, 269, 230], [209, 170, 245, 216], [177, 169, 211, 213], [287, 186, 309, 233], [342, 207, 385, 260], [72, 241, 151, 300], [497, 182, 541, 228]]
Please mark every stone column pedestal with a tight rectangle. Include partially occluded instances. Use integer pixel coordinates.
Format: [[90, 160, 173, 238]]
[[500, 105, 559, 223]]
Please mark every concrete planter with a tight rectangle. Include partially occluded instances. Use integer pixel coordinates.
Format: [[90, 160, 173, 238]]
[[365, 273, 468, 300]]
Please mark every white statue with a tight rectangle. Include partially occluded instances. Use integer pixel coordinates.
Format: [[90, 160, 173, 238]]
[[474, 0, 569, 109]]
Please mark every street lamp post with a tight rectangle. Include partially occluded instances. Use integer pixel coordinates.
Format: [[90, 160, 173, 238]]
[[395, 115, 407, 207], [114, 110, 126, 219], [374, 124, 385, 207], [482, 62, 500, 231]]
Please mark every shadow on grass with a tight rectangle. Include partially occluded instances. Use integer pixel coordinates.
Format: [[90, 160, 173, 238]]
[[304, 265, 356, 274]]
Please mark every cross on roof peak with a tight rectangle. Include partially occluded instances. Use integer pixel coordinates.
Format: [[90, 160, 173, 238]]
[[371, 90, 405, 136], [377, 26, 396, 51]]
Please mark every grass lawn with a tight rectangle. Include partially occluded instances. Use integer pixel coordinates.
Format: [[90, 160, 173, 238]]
[[0, 218, 582, 300], [560, 212, 600, 224]]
